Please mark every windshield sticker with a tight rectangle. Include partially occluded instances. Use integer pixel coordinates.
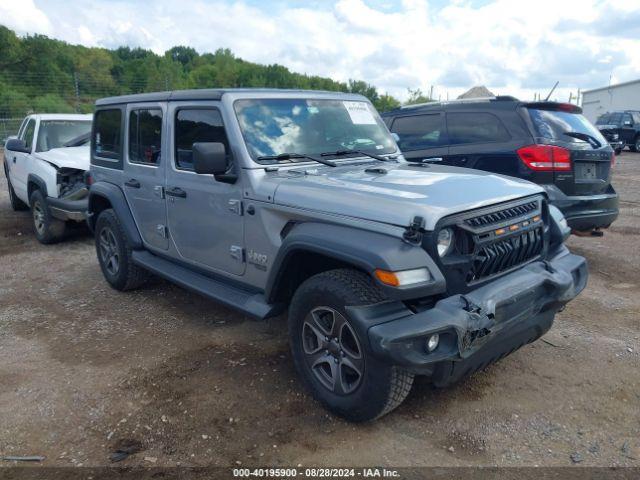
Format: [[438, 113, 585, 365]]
[[343, 101, 377, 125]]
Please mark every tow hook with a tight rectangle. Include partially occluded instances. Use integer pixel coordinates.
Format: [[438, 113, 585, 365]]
[[403, 216, 425, 244], [460, 295, 493, 351]]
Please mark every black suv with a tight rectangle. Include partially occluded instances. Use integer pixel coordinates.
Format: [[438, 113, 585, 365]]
[[595, 110, 640, 154], [382, 98, 618, 233]]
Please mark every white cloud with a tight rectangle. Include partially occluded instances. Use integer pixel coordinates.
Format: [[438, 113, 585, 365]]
[[2, 0, 639, 102], [0, 0, 51, 34]]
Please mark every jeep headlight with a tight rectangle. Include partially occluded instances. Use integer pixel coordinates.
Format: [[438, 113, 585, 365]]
[[437, 228, 454, 257]]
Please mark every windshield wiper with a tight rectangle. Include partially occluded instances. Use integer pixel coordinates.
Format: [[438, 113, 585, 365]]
[[256, 152, 336, 167], [563, 131, 602, 149], [320, 149, 392, 162]]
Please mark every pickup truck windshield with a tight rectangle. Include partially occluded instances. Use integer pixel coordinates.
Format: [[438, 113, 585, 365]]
[[36, 120, 92, 152], [234, 99, 396, 163]]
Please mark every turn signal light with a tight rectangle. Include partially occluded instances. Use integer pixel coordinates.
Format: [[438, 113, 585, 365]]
[[517, 145, 572, 171], [374, 268, 431, 287]]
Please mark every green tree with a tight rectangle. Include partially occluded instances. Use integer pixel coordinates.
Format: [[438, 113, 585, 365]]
[[404, 88, 433, 106], [375, 94, 401, 112]]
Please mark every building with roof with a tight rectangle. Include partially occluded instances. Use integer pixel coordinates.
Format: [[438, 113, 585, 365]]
[[581, 79, 640, 122]]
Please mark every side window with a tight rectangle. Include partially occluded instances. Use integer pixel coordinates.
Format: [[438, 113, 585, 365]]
[[174, 108, 230, 171], [22, 119, 36, 149], [391, 114, 445, 151], [93, 109, 122, 160], [447, 112, 510, 145], [633, 113, 640, 124], [129, 109, 162, 165]]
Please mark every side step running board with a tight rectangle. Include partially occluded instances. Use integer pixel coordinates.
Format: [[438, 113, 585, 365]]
[[132, 250, 283, 320]]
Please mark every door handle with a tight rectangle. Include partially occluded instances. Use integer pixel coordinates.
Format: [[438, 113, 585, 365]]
[[125, 179, 141, 188], [166, 187, 187, 198]]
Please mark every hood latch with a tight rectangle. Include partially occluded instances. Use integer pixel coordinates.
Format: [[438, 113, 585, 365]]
[[403, 216, 425, 244]]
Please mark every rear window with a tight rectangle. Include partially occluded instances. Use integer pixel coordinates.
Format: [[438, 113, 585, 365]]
[[527, 108, 607, 146], [447, 112, 511, 145], [93, 109, 122, 160], [391, 114, 446, 150], [128, 109, 162, 165]]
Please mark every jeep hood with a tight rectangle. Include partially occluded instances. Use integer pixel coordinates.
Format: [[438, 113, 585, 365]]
[[34, 146, 89, 170], [273, 163, 544, 230]]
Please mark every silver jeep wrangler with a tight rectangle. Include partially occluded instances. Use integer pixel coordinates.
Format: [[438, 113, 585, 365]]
[[88, 89, 587, 421]]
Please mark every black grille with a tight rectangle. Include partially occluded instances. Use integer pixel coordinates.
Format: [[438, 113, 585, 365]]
[[469, 227, 544, 282], [465, 201, 538, 228]]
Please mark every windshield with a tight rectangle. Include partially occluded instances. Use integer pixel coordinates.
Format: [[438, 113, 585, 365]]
[[595, 114, 611, 125], [36, 120, 92, 152], [527, 108, 607, 147], [234, 98, 397, 162]]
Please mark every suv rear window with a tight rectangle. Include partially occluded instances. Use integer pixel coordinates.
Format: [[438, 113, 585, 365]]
[[527, 108, 607, 146], [94, 109, 122, 160], [447, 112, 510, 145], [391, 114, 445, 150]]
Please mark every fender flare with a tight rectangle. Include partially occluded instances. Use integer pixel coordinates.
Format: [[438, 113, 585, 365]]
[[265, 222, 446, 302], [27, 173, 48, 198], [88, 181, 143, 249]]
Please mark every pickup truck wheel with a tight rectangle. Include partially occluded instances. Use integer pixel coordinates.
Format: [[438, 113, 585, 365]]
[[95, 208, 149, 291], [29, 190, 66, 244], [289, 269, 414, 422], [7, 176, 28, 211]]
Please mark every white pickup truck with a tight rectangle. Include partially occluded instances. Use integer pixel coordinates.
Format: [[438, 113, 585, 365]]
[[3, 114, 92, 243]]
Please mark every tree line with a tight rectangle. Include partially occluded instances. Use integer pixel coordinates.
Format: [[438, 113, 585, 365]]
[[0, 26, 434, 118]]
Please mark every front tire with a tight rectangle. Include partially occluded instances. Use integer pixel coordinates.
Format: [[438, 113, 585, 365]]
[[614, 148, 622, 155], [632, 136, 640, 153], [29, 190, 66, 244], [288, 269, 414, 422], [95, 208, 149, 291]]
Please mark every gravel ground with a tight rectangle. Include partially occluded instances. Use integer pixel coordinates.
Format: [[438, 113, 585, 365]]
[[0, 153, 638, 468]]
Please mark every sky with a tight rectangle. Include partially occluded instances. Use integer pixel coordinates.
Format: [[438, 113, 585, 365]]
[[1, 0, 639, 102]]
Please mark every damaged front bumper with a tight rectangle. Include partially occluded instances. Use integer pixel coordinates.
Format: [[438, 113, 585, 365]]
[[347, 246, 587, 385], [47, 196, 88, 222]]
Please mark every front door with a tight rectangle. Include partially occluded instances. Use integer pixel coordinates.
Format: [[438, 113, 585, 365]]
[[388, 112, 448, 162], [165, 104, 245, 276], [9, 117, 36, 201], [121, 104, 168, 251]]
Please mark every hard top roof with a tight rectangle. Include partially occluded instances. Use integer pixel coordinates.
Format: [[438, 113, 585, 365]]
[[27, 113, 92, 121], [381, 96, 521, 115], [95, 88, 364, 107]]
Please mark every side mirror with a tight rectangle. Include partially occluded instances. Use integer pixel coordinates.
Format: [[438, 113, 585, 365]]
[[391, 132, 400, 142], [193, 142, 228, 175], [5, 138, 30, 153]]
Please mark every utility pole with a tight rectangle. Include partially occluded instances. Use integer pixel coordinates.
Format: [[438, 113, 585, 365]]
[[73, 72, 80, 113]]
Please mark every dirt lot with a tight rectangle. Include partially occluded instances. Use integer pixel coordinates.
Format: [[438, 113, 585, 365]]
[[0, 153, 639, 469]]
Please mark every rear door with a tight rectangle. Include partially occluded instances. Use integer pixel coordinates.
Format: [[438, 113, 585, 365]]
[[525, 106, 612, 196], [388, 112, 448, 161], [445, 111, 523, 176], [122, 103, 168, 251]]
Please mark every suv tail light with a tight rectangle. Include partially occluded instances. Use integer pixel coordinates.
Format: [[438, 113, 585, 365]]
[[517, 145, 572, 171]]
